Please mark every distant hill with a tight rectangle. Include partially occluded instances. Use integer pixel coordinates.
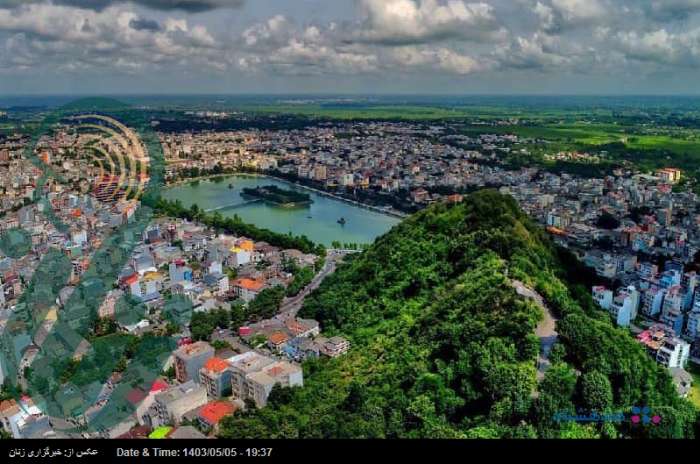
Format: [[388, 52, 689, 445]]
[[219, 190, 697, 439]]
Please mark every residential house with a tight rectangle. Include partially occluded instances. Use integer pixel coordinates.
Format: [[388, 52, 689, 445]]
[[232, 277, 265, 303], [318, 336, 351, 358], [267, 331, 290, 352]]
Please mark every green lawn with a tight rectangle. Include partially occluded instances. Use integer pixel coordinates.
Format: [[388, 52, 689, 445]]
[[149, 426, 173, 439], [687, 362, 700, 410]]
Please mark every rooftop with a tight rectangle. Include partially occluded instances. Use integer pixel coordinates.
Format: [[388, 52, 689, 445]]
[[202, 357, 230, 374], [228, 351, 274, 374], [233, 277, 265, 291], [176, 341, 214, 359], [199, 400, 236, 425]]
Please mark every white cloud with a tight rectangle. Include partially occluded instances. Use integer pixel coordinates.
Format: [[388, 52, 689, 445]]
[[550, 0, 606, 22], [494, 32, 576, 70], [389, 45, 485, 74], [354, 0, 507, 45], [3, 0, 700, 89], [0, 3, 224, 75], [615, 28, 700, 66]]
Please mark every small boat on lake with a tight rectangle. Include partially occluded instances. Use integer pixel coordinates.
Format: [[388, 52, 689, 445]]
[[338, 217, 346, 225]]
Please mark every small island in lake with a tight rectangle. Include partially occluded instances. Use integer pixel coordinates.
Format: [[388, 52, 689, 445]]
[[241, 185, 313, 208]]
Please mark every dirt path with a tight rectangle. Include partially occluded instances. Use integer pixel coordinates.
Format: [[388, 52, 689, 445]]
[[511, 280, 559, 384]]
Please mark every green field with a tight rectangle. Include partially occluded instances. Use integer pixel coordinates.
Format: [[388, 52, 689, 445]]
[[688, 362, 700, 410], [243, 104, 480, 120], [463, 123, 700, 151], [236, 100, 624, 122], [236, 102, 700, 160]]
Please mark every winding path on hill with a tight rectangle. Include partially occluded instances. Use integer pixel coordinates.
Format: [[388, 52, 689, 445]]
[[511, 280, 559, 384]]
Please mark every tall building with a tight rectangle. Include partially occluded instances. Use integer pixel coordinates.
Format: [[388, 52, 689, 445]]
[[681, 271, 699, 310], [244, 361, 304, 407], [229, 352, 274, 400], [153, 380, 208, 426], [656, 338, 690, 369], [313, 165, 327, 181], [609, 286, 639, 327], [685, 302, 700, 340], [228, 352, 303, 407], [174, 341, 215, 384], [660, 286, 685, 335], [641, 286, 665, 317], [199, 357, 233, 398], [592, 286, 613, 310]]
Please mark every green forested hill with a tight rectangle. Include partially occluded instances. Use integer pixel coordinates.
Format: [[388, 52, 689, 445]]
[[218, 190, 697, 439]]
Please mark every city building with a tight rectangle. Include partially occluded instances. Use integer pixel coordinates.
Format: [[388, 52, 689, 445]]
[[656, 338, 691, 369], [153, 381, 208, 427], [592, 285, 613, 310], [609, 286, 639, 327], [199, 357, 233, 398], [228, 352, 303, 407], [197, 400, 237, 432], [174, 341, 215, 384]]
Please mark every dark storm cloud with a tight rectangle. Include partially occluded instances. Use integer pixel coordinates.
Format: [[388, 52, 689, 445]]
[[0, 0, 245, 12], [643, 0, 700, 21], [129, 17, 160, 31]]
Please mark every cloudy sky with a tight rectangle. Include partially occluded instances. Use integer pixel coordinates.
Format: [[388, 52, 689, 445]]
[[2, 0, 700, 95]]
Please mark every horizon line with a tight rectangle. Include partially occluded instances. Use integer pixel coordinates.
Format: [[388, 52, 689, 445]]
[[4, 92, 700, 98]]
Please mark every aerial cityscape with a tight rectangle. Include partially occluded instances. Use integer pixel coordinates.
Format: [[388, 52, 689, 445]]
[[2, 0, 700, 451]]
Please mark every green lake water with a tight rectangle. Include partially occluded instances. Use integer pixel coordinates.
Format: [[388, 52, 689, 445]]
[[163, 175, 402, 246]]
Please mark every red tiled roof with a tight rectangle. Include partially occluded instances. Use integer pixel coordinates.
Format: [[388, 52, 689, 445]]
[[199, 401, 236, 425], [0, 399, 19, 414], [233, 278, 265, 292], [268, 332, 289, 345], [150, 379, 169, 393], [203, 357, 229, 374]]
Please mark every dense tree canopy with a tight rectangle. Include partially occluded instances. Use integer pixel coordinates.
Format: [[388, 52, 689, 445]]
[[218, 190, 697, 439]]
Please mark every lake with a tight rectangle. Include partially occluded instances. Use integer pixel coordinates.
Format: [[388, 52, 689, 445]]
[[163, 174, 402, 246]]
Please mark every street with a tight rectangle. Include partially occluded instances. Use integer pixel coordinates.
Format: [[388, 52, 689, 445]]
[[275, 249, 349, 321]]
